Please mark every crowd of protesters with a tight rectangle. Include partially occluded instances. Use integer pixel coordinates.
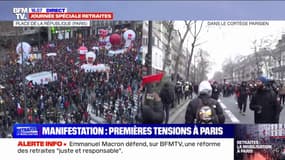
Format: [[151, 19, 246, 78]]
[[0, 27, 143, 137]]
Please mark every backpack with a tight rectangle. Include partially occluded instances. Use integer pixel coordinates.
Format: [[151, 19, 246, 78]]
[[195, 98, 219, 124]]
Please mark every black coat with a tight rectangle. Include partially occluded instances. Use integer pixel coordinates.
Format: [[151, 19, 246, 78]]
[[250, 88, 281, 123], [159, 83, 175, 105], [142, 102, 164, 124], [211, 86, 221, 100], [238, 85, 248, 101], [185, 94, 225, 124], [142, 93, 164, 124]]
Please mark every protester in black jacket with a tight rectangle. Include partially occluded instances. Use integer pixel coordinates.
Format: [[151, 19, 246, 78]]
[[142, 90, 164, 124], [159, 82, 175, 124], [211, 81, 221, 100], [185, 80, 225, 124], [250, 76, 282, 123], [237, 81, 248, 115]]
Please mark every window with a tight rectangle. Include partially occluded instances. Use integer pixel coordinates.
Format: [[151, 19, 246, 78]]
[[158, 40, 161, 48], [157, 38, 160, 48], [282, 51, 285, 66], [152, 37, 156, 46], [142, 37, 148, 46]]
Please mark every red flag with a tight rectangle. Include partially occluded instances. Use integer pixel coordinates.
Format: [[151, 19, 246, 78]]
[[142, 72, 164, 85]]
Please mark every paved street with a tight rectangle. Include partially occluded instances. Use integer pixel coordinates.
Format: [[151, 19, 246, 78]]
[[170, 95, 285, 124]]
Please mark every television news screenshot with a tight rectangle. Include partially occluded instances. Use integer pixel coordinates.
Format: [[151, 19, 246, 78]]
[[1, 1, 285, 160]]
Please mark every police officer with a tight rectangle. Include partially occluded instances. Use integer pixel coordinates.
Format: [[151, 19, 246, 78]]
[[183, 81, 192, 100], [175, 81, 183, 105]]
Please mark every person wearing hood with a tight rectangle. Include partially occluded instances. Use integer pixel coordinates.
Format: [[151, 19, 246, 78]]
[[141, 85, 164, 124], [159, 82, 175, 124], [185, 80, 225, 124], [250, 76, 282, 123], [237, 81, 249, 115]]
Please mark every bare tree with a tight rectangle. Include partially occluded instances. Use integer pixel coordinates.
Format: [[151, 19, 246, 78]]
[[272, 47, 282, 80], [161, 21, 174, 71], [252, 38, 276, 78], [252, 40, 263, 77], [212, 71, 224, 83], [196, 49, 211, 82], [222, 58, 235, 82], [173, 21, 191, 83], [259, 49, 272, 78], [186, 21, 203, 81]]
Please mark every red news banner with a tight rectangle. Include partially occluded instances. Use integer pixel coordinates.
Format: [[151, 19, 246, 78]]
[[29, 12, 113, 20]]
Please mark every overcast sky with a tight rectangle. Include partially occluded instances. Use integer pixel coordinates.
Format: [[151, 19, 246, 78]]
[[177, 21, 285, 79]]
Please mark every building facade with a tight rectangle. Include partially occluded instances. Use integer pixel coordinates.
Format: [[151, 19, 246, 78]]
[[130, 21, 189, 81], [271, 34, 285, 82], [225, 49, 272, 83], [225, 34, 285, 83], [0, 22, 48, 48]]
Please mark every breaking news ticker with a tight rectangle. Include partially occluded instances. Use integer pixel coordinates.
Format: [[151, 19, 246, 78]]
[[4, 124, 233, 160]]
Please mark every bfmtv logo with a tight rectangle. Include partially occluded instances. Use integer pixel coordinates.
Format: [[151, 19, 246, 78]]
[[16, 126, 39, 136]]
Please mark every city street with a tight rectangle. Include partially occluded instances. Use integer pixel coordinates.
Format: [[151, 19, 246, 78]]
[[170, 95, 285, 124]]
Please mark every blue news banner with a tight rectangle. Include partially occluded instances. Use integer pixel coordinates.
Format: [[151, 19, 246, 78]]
[[13, 124, 234, 138]]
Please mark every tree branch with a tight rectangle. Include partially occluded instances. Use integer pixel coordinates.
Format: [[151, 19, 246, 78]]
[[196, 21, 204, 37]]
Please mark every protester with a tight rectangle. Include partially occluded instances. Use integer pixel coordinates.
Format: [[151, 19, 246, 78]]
[[211, 81, 221, 101], [159, 82, 175, 124], [142, 87, 164, 124], [250, 76, 282, 123], [236, 81, 248, 115], [185, 80, 225, 124]]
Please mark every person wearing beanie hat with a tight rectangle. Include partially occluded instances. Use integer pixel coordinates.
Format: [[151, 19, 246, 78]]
[[257, 76, 268, 84], [249, 76, 282, 123]]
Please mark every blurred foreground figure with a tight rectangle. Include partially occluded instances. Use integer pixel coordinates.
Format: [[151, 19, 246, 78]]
[[142, 86, 164, 124]]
